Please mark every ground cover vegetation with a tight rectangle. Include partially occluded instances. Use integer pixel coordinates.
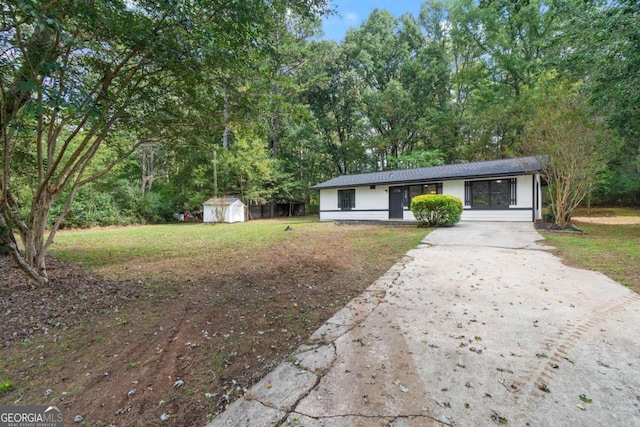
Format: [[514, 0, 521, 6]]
[[0, 219, 429, 425], [542, 220, 640, 294], [1, 0, 640, 283]]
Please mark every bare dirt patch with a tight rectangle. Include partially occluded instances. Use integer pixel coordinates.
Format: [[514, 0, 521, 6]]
[[572, 216, 640, 225], [0, 223, 426, 426]]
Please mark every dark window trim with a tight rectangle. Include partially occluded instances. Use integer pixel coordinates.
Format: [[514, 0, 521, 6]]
[[405, 182, 443, 206], [338, 189, 356, 210], [464, 181, 471, 206], [466, 178, 517, 209]]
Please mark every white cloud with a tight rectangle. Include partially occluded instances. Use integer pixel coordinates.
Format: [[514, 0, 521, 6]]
[[345, 12, 359, 23]]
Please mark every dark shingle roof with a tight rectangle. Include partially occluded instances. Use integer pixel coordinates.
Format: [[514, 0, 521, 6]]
[[311, 156, 547, 189]]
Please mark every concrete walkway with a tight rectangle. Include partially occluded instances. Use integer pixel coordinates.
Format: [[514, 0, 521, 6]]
[[206, 222, 640, 427]]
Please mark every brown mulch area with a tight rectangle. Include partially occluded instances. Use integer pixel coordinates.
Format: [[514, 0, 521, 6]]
[[534, 220, 583, 232], [0, 256, 143, 347]]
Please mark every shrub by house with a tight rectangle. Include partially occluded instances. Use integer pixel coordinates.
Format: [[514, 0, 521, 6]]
[[410, 194, 463, 227]]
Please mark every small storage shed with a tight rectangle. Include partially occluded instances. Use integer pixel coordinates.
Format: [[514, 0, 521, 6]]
[[202, 197, 246, 223]]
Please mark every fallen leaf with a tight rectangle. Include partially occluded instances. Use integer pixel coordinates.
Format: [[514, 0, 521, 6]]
[[579, 394, 592, 404], [491, 411, 508, 424]]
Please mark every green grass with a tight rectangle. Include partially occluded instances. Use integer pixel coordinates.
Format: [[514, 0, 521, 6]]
[[49, 218, 318, 268], [542, 222, 640, 293], [49, 218, 429, 279]]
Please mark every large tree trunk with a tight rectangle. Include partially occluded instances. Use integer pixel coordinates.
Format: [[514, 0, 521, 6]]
[[0, 207, 48, 287]]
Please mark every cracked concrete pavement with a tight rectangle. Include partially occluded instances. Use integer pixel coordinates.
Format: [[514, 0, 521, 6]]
[[206, 222, 640, 427]]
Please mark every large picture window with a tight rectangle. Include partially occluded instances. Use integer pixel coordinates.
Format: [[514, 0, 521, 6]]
[[409, 183, 442, 200], [465, 179, 516, 208], [407, 183, 443, 205], [338, 189, 355, 210]]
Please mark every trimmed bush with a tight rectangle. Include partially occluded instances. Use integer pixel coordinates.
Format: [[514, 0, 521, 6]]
[[410, 194, 463, 227]]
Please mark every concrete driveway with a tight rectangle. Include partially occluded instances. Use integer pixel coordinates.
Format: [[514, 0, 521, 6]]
[[207, 222, 640, 427]]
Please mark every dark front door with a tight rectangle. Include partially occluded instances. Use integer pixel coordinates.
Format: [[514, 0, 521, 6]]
[[389, 186, 404, 219]]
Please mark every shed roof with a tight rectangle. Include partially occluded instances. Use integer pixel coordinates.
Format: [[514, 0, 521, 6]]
[[203, 197, 244, 206], [311, 156, 547, 190]]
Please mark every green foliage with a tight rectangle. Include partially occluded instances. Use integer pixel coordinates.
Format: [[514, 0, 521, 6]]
[[47, 181, 175, 229], [49, 187, 123, 229], [386, 150, 446, 169], [0, 380, 14, 393], [410, 194, 463, 227], [217, 133, 279, 202]]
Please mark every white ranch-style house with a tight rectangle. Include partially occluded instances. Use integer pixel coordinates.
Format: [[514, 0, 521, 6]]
[[312, 156, 546, 222]]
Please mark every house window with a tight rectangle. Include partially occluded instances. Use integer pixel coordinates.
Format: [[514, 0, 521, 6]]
[[408, 183, 442, 203], [338, 189, 355, 210], [465, 179, 516, 208]]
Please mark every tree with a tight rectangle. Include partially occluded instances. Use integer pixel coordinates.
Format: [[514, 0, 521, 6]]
[[451, 0, 560, 158], [301, 41, 372, 176], [0, 0, 330, 286], [558, 0, 640, 204], [521, 83, 614, 227], [345, 10, 426, 168]]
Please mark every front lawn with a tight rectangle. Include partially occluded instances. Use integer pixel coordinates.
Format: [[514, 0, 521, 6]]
[[541, 222, 640, 293]]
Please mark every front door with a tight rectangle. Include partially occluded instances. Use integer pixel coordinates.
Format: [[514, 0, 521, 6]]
[[389, 186, 404, 219]]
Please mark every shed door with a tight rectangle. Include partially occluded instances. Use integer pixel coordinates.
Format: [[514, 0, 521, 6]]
[[389, 186, 404, 219]]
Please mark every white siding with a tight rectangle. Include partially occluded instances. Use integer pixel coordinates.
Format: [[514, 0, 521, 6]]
[[203, 206, 215, 223], [443, 180, 465, 201], [319, 186, 389, 221], [227, 202, 245, 223], [515, 175, 533, 207], [461, 209, 532, 222], [320, 210, 389, 221]]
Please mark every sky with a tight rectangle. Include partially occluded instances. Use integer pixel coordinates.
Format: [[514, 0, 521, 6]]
[[321, 0, 424, 41]]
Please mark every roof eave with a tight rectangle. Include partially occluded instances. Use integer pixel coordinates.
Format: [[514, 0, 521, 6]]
[[312, 170, 541, 190]]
